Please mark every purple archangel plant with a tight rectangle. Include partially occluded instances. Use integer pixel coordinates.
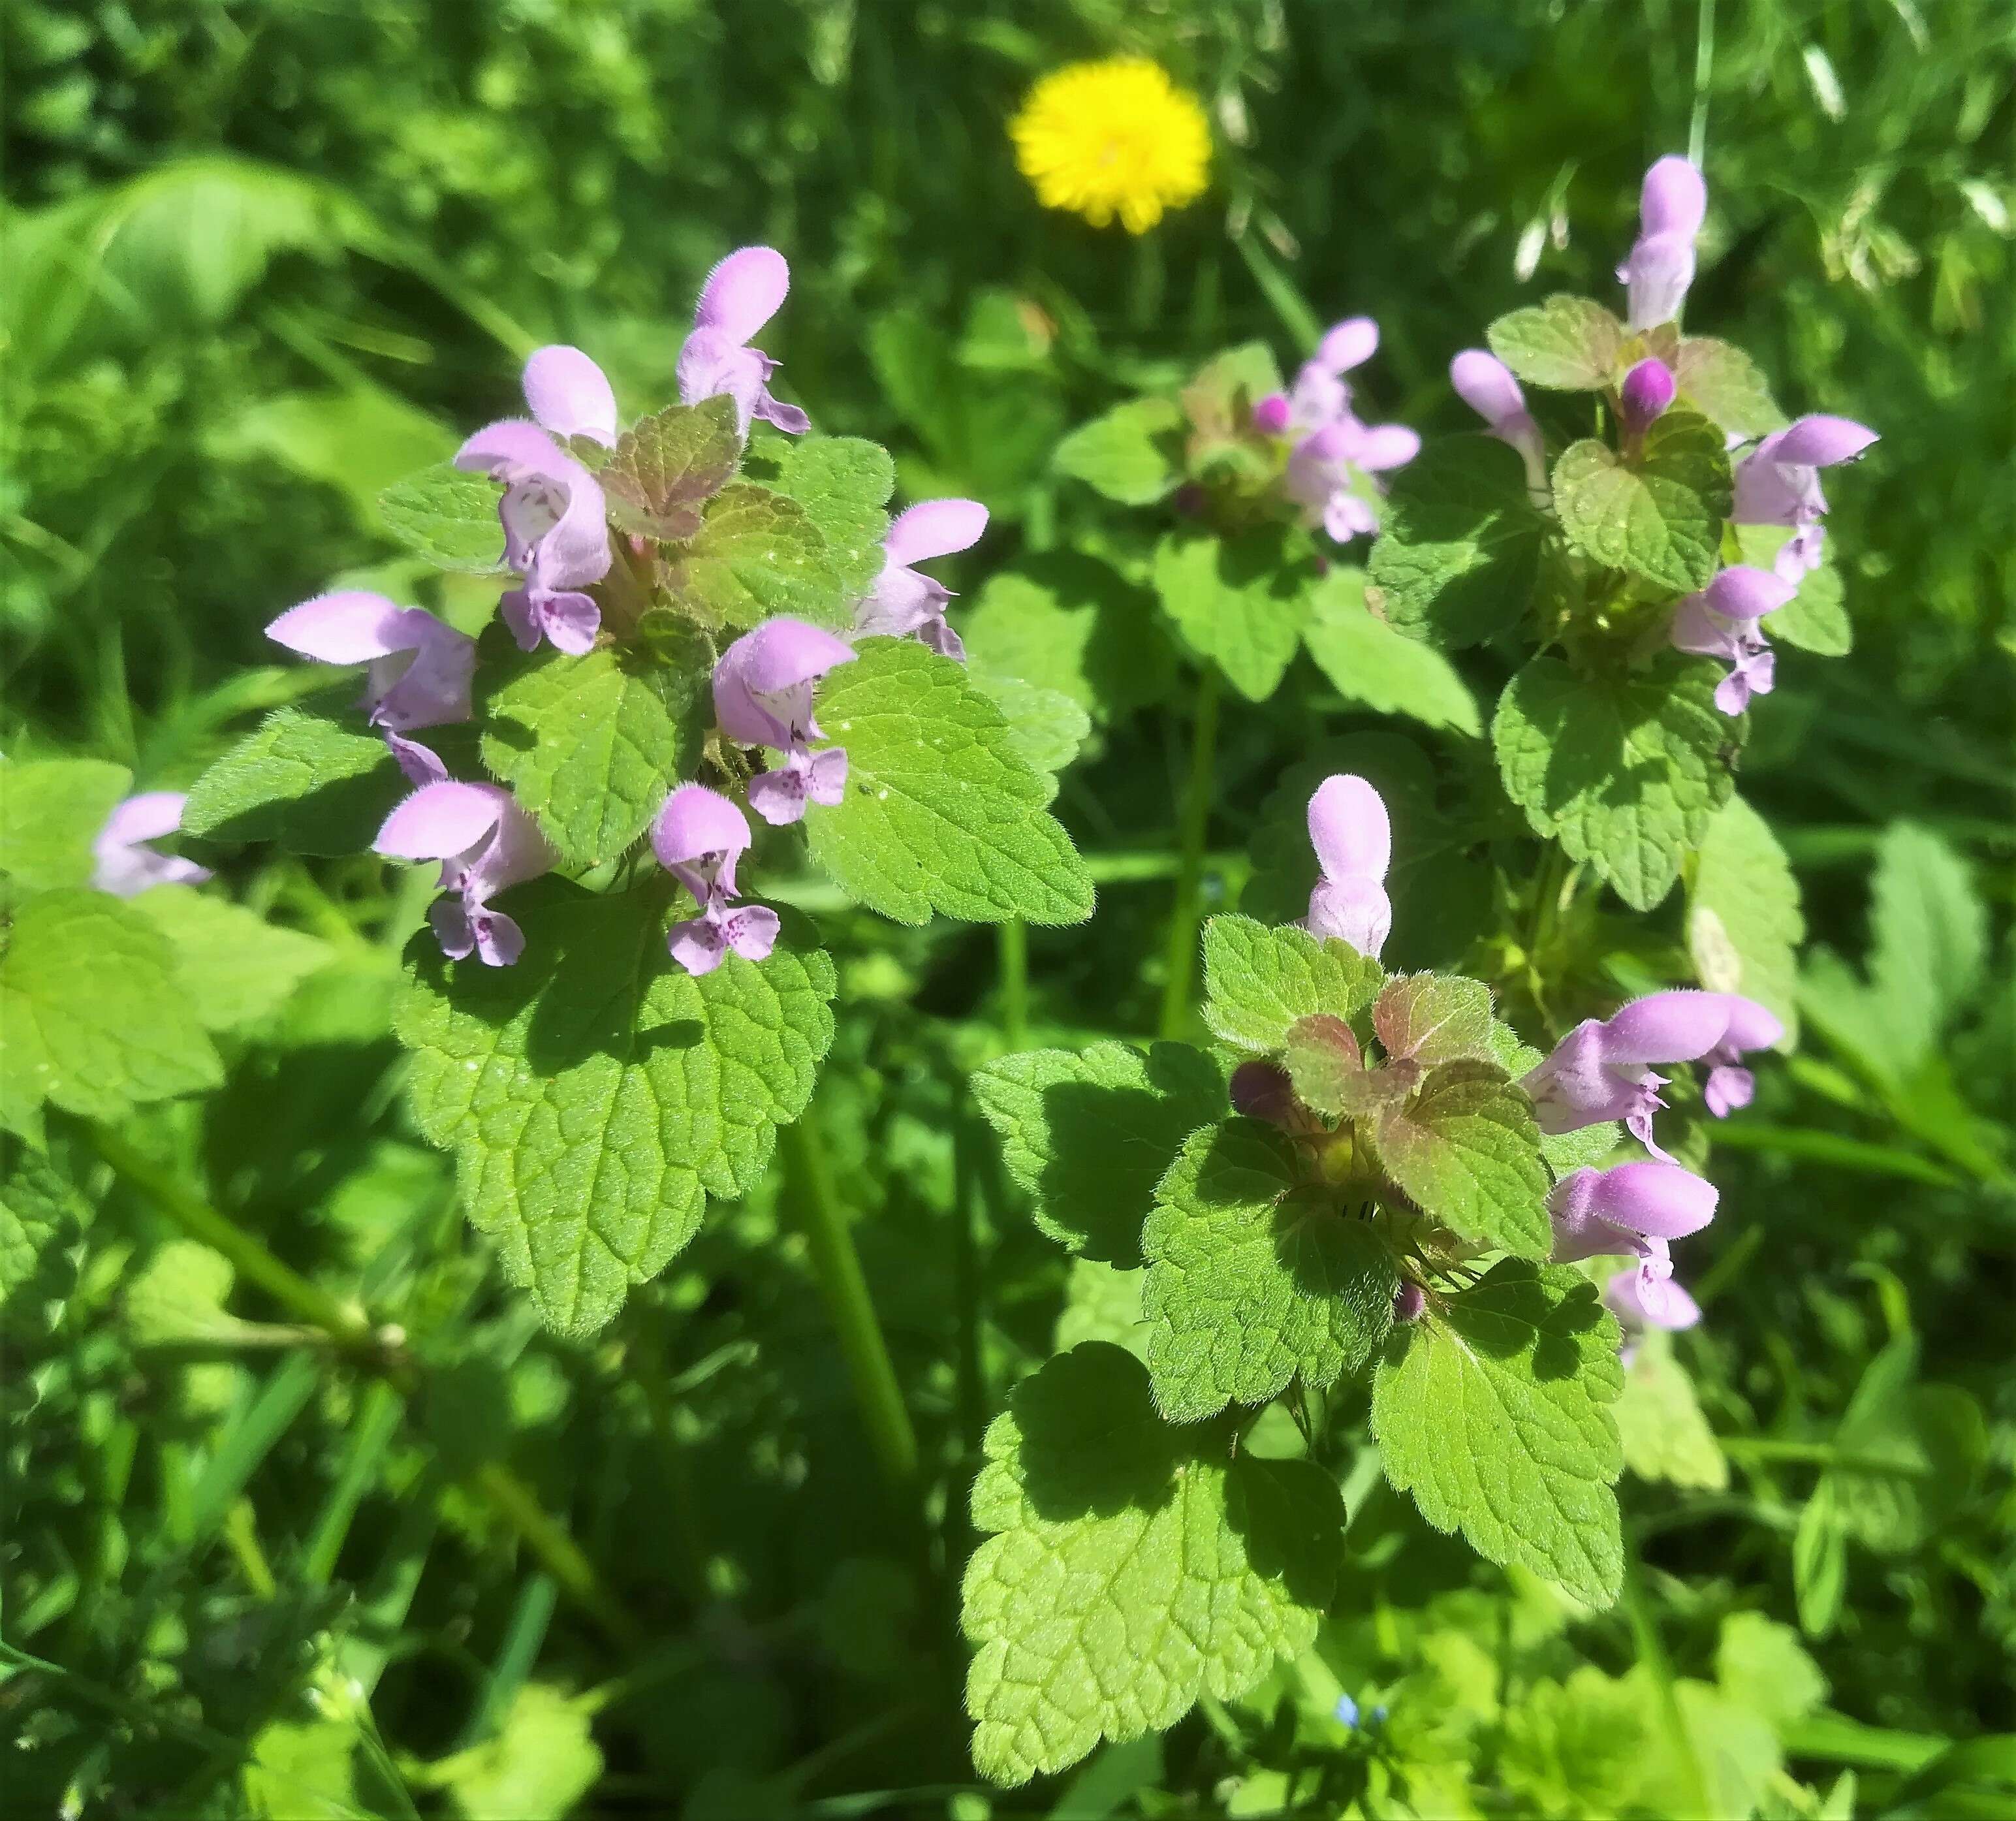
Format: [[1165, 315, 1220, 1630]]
[[176, 244, 1092, 1344]]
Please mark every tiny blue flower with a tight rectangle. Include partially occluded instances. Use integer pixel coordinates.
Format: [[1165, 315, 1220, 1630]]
[[1372, 1703, 1389, 1726], [1333, 1693, 1359, 1729]]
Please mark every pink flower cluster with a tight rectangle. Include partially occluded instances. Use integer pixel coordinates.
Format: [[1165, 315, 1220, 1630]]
[[257, 249, 988, 975]]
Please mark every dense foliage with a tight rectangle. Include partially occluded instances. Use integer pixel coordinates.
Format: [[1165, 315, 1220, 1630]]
[[3, 3, 2011, 1817]]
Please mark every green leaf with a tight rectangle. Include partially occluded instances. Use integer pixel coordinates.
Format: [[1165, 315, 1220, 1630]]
[[1366, 437, 1548, 649], [0, 1147, 89, 1327], [1614, 1328, 1729, 1491], [1821, 1337, 1986, 1555], [1179, 342, 1285, 441], [770, 435, 897, 595], [960, 554, 1176, 725], [1371, 1259, 1626, 1606], [972, 1040, 1225, 1267], [667, 482, 842, 630], [432, 1684, 604, 1821], [1282, 1013, 1404, 1118], [1498, 1667, 1651, 1820], [1769, 560, 1851, 656], [1151, 528, 1312, 702], [479, 637, 710, 869], [1366, 1061, 1552, 1258], [131, 885, 334, 1031], [969, 674, 1089, 797], [1142, 1123, 1398, 1421], [1486, 296, 1627, 390], [1672, 336, 1789, 437], [377, 462, 512, 574], [1717, 1613, 1827, 1732], [1055, 1259, 1149, 1358], [395, 878, 836, 1337], [0, 758, 133, 890], [0, 889, 221, 1140], [805, 638, 1094, 926], [1053, 397, 1186, 505], [963, 1342, 1340, 1784], [1301, 568, 1482, 736], [1201, 914, 1383, 1055], [1373, 974, 1496, 1066], [1866, 823, 1985, 1062], [181, 704, 402, 856], [1494, 656, 1733, 910], [1553, 409, 1732, 594], [598, 395, 741, 541], [1688, 795, 1804, 1042]]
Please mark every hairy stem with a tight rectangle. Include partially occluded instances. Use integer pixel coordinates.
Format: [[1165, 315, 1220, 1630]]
[[1159, 665, 1222, 1039], [998, 917, 1030, 1052], [783, 1111, 922, 1507]]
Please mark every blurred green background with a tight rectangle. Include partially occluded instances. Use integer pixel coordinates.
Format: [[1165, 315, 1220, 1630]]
[[4, 2, 2012, 1816]]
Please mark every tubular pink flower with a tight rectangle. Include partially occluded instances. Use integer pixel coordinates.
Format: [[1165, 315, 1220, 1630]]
[[853, 498, 989, 658], [1284, 420, 1418, 544], [1547, 1161, 1718, 1263], [454, 419, 611, 653], [651, 784, 779, 975], [1732, 415, 1879, 528], [1617, 155, 1707, 331], [676, 247, 810, 438], [1522, 990, 1732, 1149], [1699, 993, 1784, 1117], [712, 618, 857, 827], [267, 590, 477, 746], [376, 782, 556, 968], [1302, 774, 1392, 960], [1450, 349, 1548, 493], [1620, 357, 1677, 431], [1670, 565, 1795, 716], [91, 793, 211, 896], [522, 345, 618, 447]]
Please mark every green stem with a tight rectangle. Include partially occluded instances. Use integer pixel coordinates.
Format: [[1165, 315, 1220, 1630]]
[[1159, 665, 1221, 1039], [90, 1128, 373, 1350], [998, 918, 1029, 1053], [465, 1459, 643, 1652], [1718, 1436, 1934, 1477], [783, 1113, 921, 1505]]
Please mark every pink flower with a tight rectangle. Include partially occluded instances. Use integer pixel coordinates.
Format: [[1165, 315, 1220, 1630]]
[[375, 782, 556, 966], [1731, 415, 1879, 528], [454, 420, 612, 655], [1669, 565, 1796, 716], [1450, 349, 1547, 493], [1302, 774, 1392, 960], [853, 498, 989, 659], [521, 345, 619, 447], [266, 590, 477, 781], [652, 784, 779, 975], [1522, 990, 1733, 1152], [1617, 155, 1707, 331], [1282, 419, 1420, 545], [1619, 357, 1677, 432], [712, 618, 857, 826], [1605, 1240, 1701, 1333], [1547, 1161, 1718, 1262], [91, 793, 211, 896], [676, 247, 810, 439], [1700, 994, 1784, 1116]]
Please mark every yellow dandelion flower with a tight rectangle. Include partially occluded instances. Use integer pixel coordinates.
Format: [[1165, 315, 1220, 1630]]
[[1011, 57, 1212, 235]]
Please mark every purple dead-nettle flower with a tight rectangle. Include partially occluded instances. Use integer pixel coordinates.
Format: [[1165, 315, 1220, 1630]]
[[676, 247, 810, 439], [1619, 357, 1677, 432], [853, 498, 990, 660], [1731, 415, 1878, 530], [375, 781, 556, 968], [1450, 349, 1548, 493], [652, 784, 780, 977], [1605, 1239, 1702, 1335], [1284, 419, 1421, 544], [1522, 989, 1732, 1153], [454, 420, 612, 656], [713, 617, 857, 827], [1772, 522, 1828, 587], [1303, 773, 1392, 960], [267, 590, 477, 783], [1700, 993, 1784, 1117], [1255, 316, 1379, 438], [1547, 1160, 1718, 1263], [1392, 1283, 1428, 1325], [1669, 563, 1797, 716], [1617, 155, 1707, 332], [92, 793, 212, 896], [522, 345, 618, 448]]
